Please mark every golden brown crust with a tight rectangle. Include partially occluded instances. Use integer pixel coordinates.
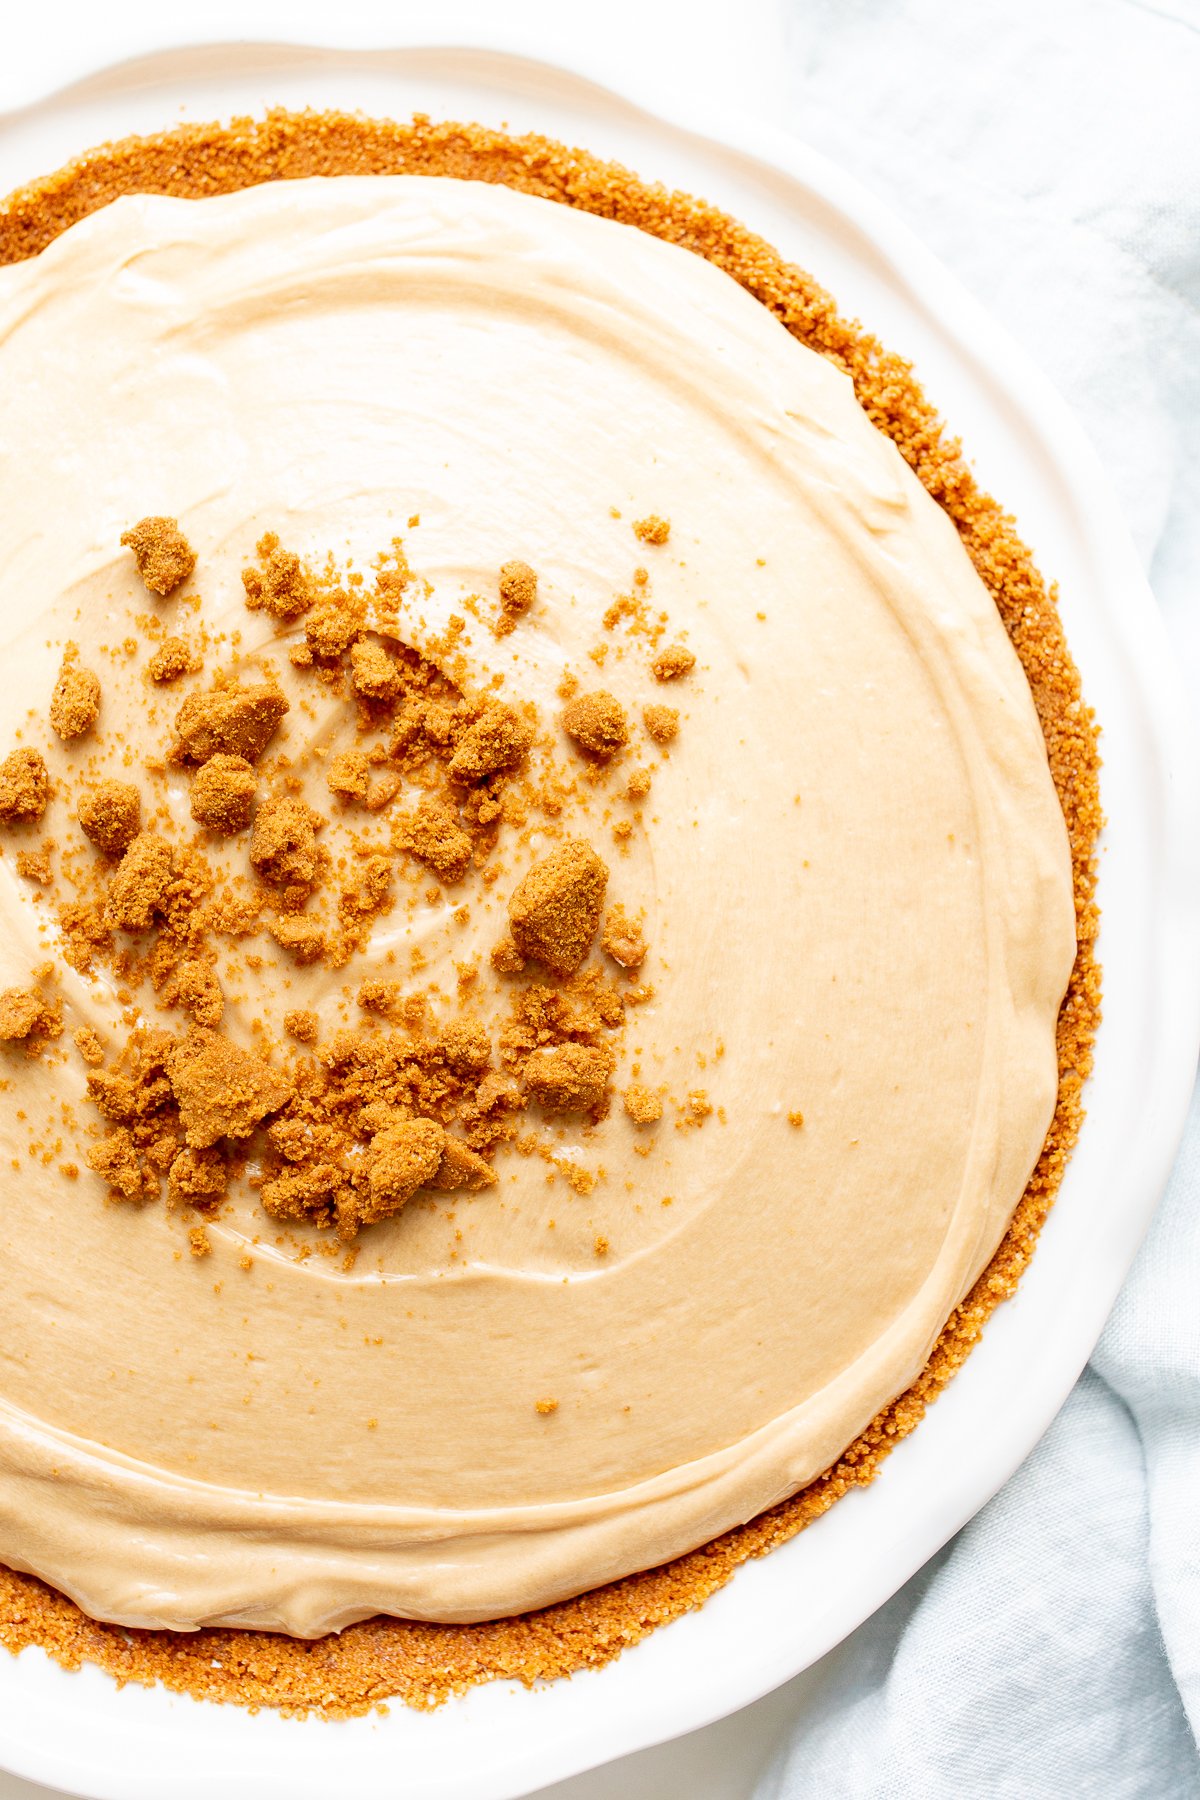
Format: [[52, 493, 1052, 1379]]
[[0, 110, 1102, 1719]]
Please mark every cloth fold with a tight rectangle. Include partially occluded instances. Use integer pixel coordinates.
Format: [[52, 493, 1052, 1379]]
[[760, 1, 1199, 1792]]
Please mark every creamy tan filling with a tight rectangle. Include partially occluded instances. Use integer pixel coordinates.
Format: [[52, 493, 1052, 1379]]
[[0, 176, 1074, 1633]]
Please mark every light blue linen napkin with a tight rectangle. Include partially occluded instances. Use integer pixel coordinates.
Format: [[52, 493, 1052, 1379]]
[[760, 0, 1200, 1792]]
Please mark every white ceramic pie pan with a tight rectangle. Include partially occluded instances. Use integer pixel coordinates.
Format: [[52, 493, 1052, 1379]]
[[0, 35, 1196, 1800]]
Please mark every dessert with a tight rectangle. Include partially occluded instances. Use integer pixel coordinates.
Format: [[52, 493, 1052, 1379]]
[[0, 113, 1100, 1714]]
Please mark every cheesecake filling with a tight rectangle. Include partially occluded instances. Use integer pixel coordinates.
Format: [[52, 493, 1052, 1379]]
[[0, 176, 1075, 1633]]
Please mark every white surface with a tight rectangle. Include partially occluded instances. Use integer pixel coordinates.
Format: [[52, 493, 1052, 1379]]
[[0, 12, 1196, 1800]]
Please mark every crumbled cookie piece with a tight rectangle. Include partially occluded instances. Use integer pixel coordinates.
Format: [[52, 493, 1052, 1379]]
[[633, 515, 670, 545], [560, 690, 629, 760], [326, 750, 371, 805], [73, 1025, 106, 1067], [523, 1042, 615, 1114], [190, 754, 256, 835], [350, 639, 401, 705], [170, 958, 224, 1029], [306, 593, 367, 660], [283, 1008, 319, 1043], [508, 839, 608, 976], [120, 516, 196, 597], [168, 1146, 228, 1211], [490, 933, 527, 976], [250, 796, 322, 887], [356, 979, 401, 1016], [78, 780, 140, 855], [427, 1135, 498, 1192], [49, 645, 100, 741], [0, 748, 50, 824], [171, 684, 288, 764], [261, 1163, 345, 1223], [651, 642, 695, 682], [268, 916, 327, 964], [338, 853, 393, 927], [602, 903, 647, 970], [167, 1029, 293, 1148], [642, 704, 679, 744], [398, 796, 473, 884], [623, 1083, 663, 1124], [106, 832, 174, 933], [85, 1128, 150, 1202], [15, 847, 52, 884], [363, 770, 401, 813], [147, 637, 195, 683], [354, 1118, 446, 1228], [0, 986, 59, 1042], [241, 533, 313, 620], [447, 703, 533, 784], [496, 559, 537, 634], [626, 767, 653, 801]]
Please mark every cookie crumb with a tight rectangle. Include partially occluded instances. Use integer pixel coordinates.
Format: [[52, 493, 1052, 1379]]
[[496, 559, 537, 634], [73, 1025, 105, 1067], [78, 780, 140, 855], [350, 640, 401, 706], [632, 515, 670, 545], [508, 839, 608, 976], [642, 704, 679, 744], [623, 1083, 663, 1124], [120, 516, 196, 597], [167, 1029, 293, 1148], [353, 1119, 445, 1229], [327, 750, 371, 805], [250, 796, 321, 887], [172, 685, 288, 765], [49, 645, 100, 741], [447, 704, 533, 784], [0, 986, 59, 1042], [602, 904, 647, 970], [0, 749, 49, 824], [535, 1397, 559, 1416], [399, 796, 473, 883], [147, 637, 196, 683], [190, 755, 256, 835], [427, 1136, 498, 1192], [268, 916, 327, 964], [169, 1147, 228, 1211], [651, 643, 695, 682], [15, 847, 52, 885], [523, 1042, 614, 1114], [241, 533, 313, 620], [106, 832, 174, 932], [283, 1008, 319, 1043], [560, 691, 629, 760]]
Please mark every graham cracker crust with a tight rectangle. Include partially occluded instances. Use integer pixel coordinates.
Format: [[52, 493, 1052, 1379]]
[[0, 111, 1102, 1717]]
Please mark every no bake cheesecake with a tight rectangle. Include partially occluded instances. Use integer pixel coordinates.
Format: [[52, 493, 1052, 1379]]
[[0, 113, 1100, 1713]]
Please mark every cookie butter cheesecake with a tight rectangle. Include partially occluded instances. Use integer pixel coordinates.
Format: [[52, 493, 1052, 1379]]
[[0, 115, 1100, 1712]]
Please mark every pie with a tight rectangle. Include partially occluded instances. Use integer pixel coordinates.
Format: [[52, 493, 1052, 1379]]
[[0, 113, 1100, 1713]]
